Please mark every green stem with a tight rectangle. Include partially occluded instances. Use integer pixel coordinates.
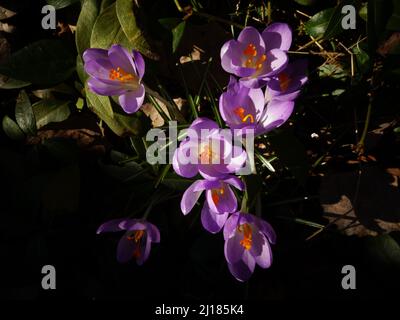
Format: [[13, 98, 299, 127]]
[[358, 101, 373, 149]]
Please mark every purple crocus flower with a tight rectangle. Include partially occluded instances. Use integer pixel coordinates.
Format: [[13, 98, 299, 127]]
[[219, 77, 295, 136], [266, 60, 308, 101], [173, 117, 247, 180], [83, 44, 145, 114], [223, 212, 276, 282], [220, 23, 292, 88], [180, 176, 245, 233], [97, 218, 160, 265]]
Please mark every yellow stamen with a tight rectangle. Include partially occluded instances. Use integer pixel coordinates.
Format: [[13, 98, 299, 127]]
[[234, 107, 255, 124], [238, 223, 252, 250]]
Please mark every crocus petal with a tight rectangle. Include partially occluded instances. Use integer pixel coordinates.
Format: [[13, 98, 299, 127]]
[[256, 218, 277, 244], [221, 40, 237, 75], [238, 26, 265, 51], [248, 225, 264, 257], [180, 180, 205, 215], [258, 99, 294, 135], [84, 58, 114, 79], [146, 223, 160, 243], [108, 44, 137, 76], [254, 236, 273, 268], [122, 220, 147, 231], [172, 146, 199, 178], [223, 212, 241, 240], [97, 218, 127, 234], [116, 234, 136, 263], [264, 49, 288, 76], [225, 146, 247, 172], [198, 164, 229, 181], [189, 117, 219, 134], [118, 85, 145, 114], [206, 184, 237, 214], [132, 50, 145, 79], [262, 23, 292, 51], [87, 78, 126, 96], [248, 87, 265, 121], [227, 251, 256, 282], [83, 48, 108, 63], [136, 236, 151, 266], [224, 232, 245, 264], [201, 203, 229, 234], [224, 176, 245, 191]]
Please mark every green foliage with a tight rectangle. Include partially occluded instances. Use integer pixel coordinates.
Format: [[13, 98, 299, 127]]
[[46, 0, 79, 9], [0, 40, 75, 86], [15, 90, 36, 136], [32, 99, 71, 129]]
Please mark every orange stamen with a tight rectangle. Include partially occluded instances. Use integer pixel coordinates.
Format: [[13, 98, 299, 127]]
[[243, 44, 257, 57], [238, 223, 253, 250], [278, 72, 291, 92], [234, 107, 255, 124], [211, 187, 225, 205], [109, 67, 136, 82]]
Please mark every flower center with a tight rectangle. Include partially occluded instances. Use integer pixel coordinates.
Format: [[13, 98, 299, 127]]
[[109, 67, 136, 83], [127, 230, 145, 258], [234, 107, 255, 124], [238, 223, 252, 250], [211, 187, 225, 205], [278, 72, 291, 92], [243, 43, 267, 70], [199, 144, 220, 165]]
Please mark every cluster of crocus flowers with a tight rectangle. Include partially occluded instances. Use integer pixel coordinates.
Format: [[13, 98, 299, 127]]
[[83, 44, 146, 114], [220, 23, 307, 136], [89, 22, 306, 282], [173, 23, 307, 281]]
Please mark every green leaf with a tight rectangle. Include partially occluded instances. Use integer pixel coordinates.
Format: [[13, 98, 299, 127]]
[[0, 40, 75, 86], [359, 3, 368, 22], [46, 0, 79, 9], [294, 0, 317, 6], [2, 115, 25, 140], [365, 234, 400, 267], [76, 0, 99, 56], [172, 21, 186, 53], [353, 44, 371, 75], [116, 0, 159, 59], [90, 2, 131, 50], [15, 90, 36, 136], [318, 63, 349, 80], [305, 8, 336, 39], [76, 55, 87, 84], [101, 0, 115, 12], [0, 76, 30, 89], [32, 99, 71, 129], [305, 2, 354, 40], [86, 86, 145, 136]]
